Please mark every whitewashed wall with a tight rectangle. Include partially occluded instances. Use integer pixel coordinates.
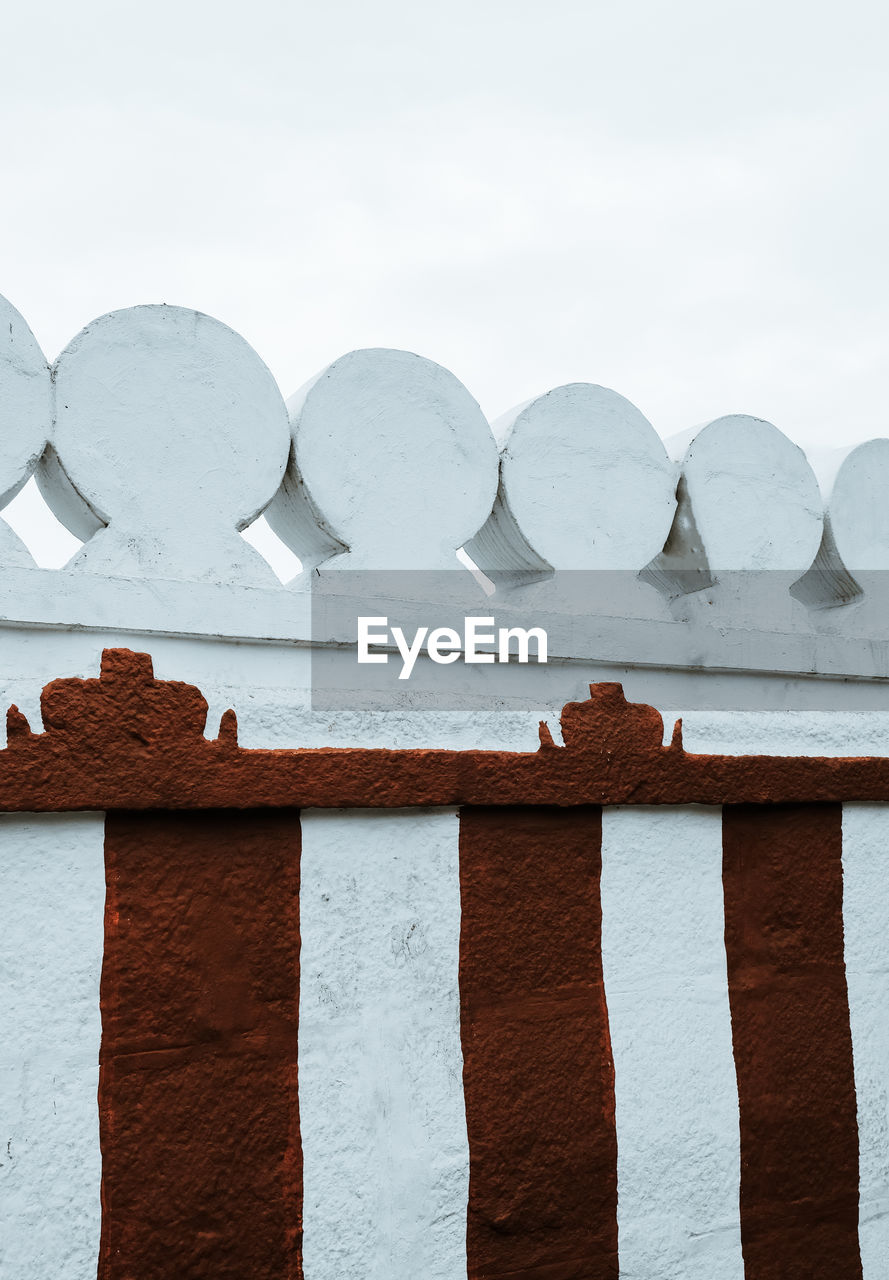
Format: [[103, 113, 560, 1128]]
[[3, 287, 889, 1277], [0, 813, 105, 1280]]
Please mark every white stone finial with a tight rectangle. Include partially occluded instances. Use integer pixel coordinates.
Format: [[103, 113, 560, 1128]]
[[0, 294, 52, 566], [829, 440, 889, 571], [785, 444, 868, 610], [676, 414, 823, 572], [264, 348, 499, 573], [41, 305, 291, 584], [466, 383, 677, 577]]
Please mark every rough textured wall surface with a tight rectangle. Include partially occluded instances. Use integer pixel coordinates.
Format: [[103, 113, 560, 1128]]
[[601, 806, 743, 1280], [99, 810, 302, 1280], [298, 809, 467, 1280], [459, 805, 617, 1280], [5, 654, 889, 1278], [842, 804, 889, 1275], [8, 285, 889, 1275], [0, 813, 105, 1280], [723, 805, 861, 1280]]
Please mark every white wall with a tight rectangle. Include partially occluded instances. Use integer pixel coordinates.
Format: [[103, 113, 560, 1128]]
[[0, 813, 105, 1280], [298, 808, 468, 1280], [601, 806, 744, 1280]]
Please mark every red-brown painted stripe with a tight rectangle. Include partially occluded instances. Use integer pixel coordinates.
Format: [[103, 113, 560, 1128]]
[[722, 804, 861, 1280], [459, 806, 617, 1280], [14, 654, 889, 813], [98, 810, 302, 1280]]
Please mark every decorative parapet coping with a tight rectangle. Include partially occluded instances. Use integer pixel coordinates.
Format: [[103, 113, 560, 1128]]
[[5, 648, 889, 810], [6, 569, 889, 701], [3, 291, 889, 635]]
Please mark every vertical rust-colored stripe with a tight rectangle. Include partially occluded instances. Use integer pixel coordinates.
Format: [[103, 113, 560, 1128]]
[[98, 810, 302, 1280], [723, 804, 861, 1280], [459, 806, 617, 1280]]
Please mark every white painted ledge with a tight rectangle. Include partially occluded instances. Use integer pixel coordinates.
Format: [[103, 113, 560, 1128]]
[[3, 566, 889, 690]]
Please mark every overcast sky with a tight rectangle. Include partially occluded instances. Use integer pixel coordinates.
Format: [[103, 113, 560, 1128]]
[[3, 0, 889, 567]]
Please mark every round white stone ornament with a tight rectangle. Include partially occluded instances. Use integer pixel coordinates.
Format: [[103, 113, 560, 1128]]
[[829, 439, 889, 571], [265, 348, 499, 572], [679, 414, 823, 572], [0, 293, 53, 567], [468, 383, 677, 574], [43, 305, 291, 583]]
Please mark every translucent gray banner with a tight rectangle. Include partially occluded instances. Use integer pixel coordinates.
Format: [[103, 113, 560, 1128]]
[[307, 569, 889, 713]]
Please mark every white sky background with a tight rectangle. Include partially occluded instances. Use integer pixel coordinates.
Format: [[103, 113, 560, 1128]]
[[2, 0, 889, 571]]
